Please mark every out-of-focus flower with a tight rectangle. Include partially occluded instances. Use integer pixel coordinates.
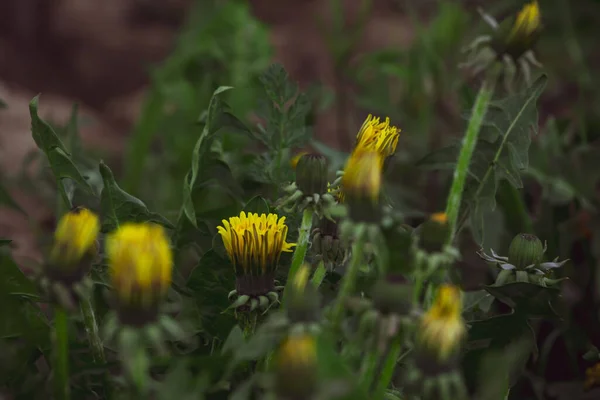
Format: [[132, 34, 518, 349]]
[[354, 114, 400, 159], [416, 212, 451, 254], [342, 151, 382, 223], [275, 334, 318, 399], [49, 207, 100, 271], [290, 152, 309, 169], [106, 222, 173, 324], [585, 362, 600, 390], [502, 0, 541, 59], [418, 285, 465, 363]]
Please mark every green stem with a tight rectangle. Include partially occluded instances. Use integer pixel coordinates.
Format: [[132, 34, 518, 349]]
[[311, 260, 327, 288], [372, 335, 404, 400], [359, 350, 380, 392], [54, 307, 71, 400], [80, 298, 105, 364], [330, 233, 366, 330], [444, 73, 497, 245], [283, 208, 314, 308]]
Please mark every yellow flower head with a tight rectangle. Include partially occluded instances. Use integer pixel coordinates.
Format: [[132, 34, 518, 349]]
[[419, 284, 465, 362], [277, 334, 317, 369], [585, 363, 600, 390], [290, 152, 309, 169], [106, 222, 173, 307], [217, 212, 296, 275], [341, 151, 382, 204], [354, 114, 400, 158], [508, 1, 540, 44], [430, 212, 448, 225], [50, 207, 100, 268]]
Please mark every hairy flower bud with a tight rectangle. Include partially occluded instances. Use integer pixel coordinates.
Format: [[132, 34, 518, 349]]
[[508, 233, 544, 270]]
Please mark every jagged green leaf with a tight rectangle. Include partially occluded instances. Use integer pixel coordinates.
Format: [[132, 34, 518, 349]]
[[243, 196, 270, 215], [181, 87, 249, 228], [484, 281, 561, 318], [99, 161, 174, 232], [29, 96, 95, 207]]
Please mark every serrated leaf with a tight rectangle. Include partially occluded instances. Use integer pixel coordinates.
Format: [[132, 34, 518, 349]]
[[99, 161, 174, 232], [181, 87, 249, 228], [29, 96, 94, 202], [484, 281, 561, 318]]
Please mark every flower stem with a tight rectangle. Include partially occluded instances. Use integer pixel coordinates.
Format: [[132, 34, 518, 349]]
[[283, 208, 314, 308], [311, 260, 327, 288], [80, 297, 105, 364], [53, 307, 71, 400], [444, 73, 497, 245], [372, 335, 404, 399], [330, 232, 366, 330]]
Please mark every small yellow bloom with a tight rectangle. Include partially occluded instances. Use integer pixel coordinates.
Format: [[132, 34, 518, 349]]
[[585, 363, 600, 390], [106, 222, 173, 307], [50, 207, 100, 268], [293, 264, 311, 292], [354, 114, 400, 158], [419, 284, 466, 362], [277, 334, 317, 369], [508, 1, 540, 44], [341, 151, 382, 204], [431, 212, 448, 225], [217, 212, 296, 275], [290, 152, 309, 169]]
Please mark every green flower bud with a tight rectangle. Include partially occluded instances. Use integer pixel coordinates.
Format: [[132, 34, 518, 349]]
[[508, 233, 544, 269], [275, 334, 318, 400], [372, 274, 413, 315], [287, 264, 320, 323], [417, 212, 450, 253], [295, 154, 328, 195]]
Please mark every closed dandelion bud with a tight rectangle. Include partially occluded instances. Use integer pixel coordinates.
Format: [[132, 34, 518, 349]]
[[48, 207, 100, 282], [218, 212, 296, 297], [417, 212, 450, 253], [493, 0, 541, 60], [287, 264, 320, 323], [372, 274, 412, 316], [275, 334, 318, 400], [508, 233, 544, 270], [354, 114, 400, 161], [342, 151, 382, 223], [106, 222, 173, 326], [295, 154, 328, 195], [417, 285, 465, 374]]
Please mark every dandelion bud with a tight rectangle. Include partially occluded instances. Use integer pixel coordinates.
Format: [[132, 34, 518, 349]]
[[290, 152, 309, 169], [372, 274, 412, 316], [106, 222, 173, 326], [417, 212, 450, 253], [48, 207, 100, 281], [275, 334, 318, 400], [341, 151, 382, 223], [417, 285, 465, 373], [495, 0, 541, 60], [287, 264, 320, 323], [295, 154, 328, 196], [508, 233, 544, 270]]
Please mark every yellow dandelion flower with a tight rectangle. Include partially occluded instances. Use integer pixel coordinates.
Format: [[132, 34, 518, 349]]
[[354, 114, 400, 158], [290, 152, 309, 169], [341, 151, 382, 204], [508, 1, 540, 44], [419, 284, 466, 362], [106, 222, 173, 307], [50, 207, 100, 268], [217, 211, 296, 275], [431, 212, 448, 225], [585, 363, 600, 390], [277, 334, 317, 369]]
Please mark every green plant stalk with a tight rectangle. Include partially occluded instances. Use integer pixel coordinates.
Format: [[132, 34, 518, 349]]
[[311, 260, 327, 288], [444, 74, 497, 245], [330, 233, 366, 329], [359, 350, 380, 393], [81, 298, 105, 364], [372, 335, 404, 400], [54, 307, 71, 400], [282, 208, 314, 308]]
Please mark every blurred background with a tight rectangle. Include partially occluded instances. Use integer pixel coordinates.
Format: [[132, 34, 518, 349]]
[[0, 0, 599, 272]]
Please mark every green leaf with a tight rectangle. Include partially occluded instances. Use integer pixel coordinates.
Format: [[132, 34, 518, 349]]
[[99, 161, 174, 232], [186, 249, 236, 338], [462, 290, 494, 314], [181, 87, 249, 228], [484, 282, 561, 318], [243, 196, 270, 214], [29, 96, 94, 200], [0, 98, 6, 109], [0, 240, 12, 247]]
